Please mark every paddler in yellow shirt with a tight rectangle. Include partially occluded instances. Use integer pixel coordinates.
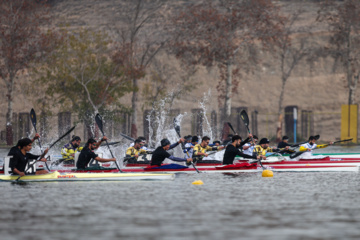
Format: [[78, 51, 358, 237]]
[[125, 139, 148, 163], [61, 136, 83, 164], [193, 136, 224, 164], [254, 138, 277, 156]]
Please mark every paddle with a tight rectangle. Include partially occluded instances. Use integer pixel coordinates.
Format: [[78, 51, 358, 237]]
[[227, 122, 236, 134], [17, 125, 76, 181], [267, 135, 321, 158], [95, 113, 123, 172], [101, 141, 121, 146], [30, 108, 50, 171], [120, 133, 135, 142], [173, 118, 200, 173], [290, 135, 320, 148], [240, 110, 265, 169], [290, 138, 353, 159]]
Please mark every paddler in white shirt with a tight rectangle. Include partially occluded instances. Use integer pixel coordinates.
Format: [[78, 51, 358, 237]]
[[299, 136, 333, 158], [243, 135, 258, 155]]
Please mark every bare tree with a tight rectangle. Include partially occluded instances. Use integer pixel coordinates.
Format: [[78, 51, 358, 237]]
[[109, 0, 168, 138], [0, 0, 52, 145], [169, 0, 283, 121], [317, 0, 360, 105], [274, 8, 316, 141]]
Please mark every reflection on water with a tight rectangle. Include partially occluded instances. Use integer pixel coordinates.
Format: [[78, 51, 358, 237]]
[[1, 148, 360, 240], [0, 170, 359, 239]]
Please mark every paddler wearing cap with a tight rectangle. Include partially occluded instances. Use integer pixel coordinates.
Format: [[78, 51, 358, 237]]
[[150, 138, 193, 166], [223, 135, 265, 165], [276, 136, 294, 154], [254, 138, 277, 156], [193, 136, 225, 163]]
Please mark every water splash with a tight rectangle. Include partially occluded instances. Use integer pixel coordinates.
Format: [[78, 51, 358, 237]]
[[199, 90, 213, 141], [145, 92, 189, 161]]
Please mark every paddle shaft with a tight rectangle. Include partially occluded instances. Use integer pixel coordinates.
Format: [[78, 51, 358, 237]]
[[240, 110, 265, 169], [30, 109, 50, 171], [119, 133, 135, 142], [96, 114, 123, 172], [227, 122, 236, 134], [174, 119, 200, 173], [101, 133, 122, 172]]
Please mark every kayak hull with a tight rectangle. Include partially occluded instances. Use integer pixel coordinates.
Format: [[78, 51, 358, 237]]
[[0, 171, 175, 182]]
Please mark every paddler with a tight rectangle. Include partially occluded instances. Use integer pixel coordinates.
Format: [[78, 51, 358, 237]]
[[223, 135, 265, 165], [129, 136, 149, 150], [125, 138, 149, 163], [184, 136, 198, 158], [61, 135, 83, 164], [193, 136, 225, 163], [76, 137, 116, 169], [299, 136, 333, 158], [242, 135, 258, 155], [7, 133, 41, 157], [254, 138, 278, 156], [150, 138, 192, 166], [276, 136, 294, 154], [9, 138, 49, 176]]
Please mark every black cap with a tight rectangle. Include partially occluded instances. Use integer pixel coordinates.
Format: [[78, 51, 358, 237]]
[[161, 139, 171, 147], [282, 136, 289, 140], [191, 136, 199, 143], [259, 138, 270, 144]]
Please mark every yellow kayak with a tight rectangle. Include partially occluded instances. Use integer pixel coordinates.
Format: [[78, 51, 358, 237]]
[[0, 171, 175, 182]]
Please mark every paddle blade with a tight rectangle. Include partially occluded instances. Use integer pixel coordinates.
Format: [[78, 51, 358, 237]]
[[95, 113, 104, 135], [173, 118, 181, 138], [49, 125, 76, 149], [30, 108, 37, 129], [119, 133, 135, 142], [240, 110, 249, 127], [290, 151, 306, 159]]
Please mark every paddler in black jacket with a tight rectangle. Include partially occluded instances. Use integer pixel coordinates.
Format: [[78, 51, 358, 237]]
[[76, 137, 116, 169], [277, 136, 294, 154], [151, 138, 192, 166], [3, 133, 41, 172], [223, 135, 265, 165], [9, 138, 48, 176]]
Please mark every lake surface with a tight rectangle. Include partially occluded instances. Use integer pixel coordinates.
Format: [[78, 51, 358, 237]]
[[1, 147, 360, 240]]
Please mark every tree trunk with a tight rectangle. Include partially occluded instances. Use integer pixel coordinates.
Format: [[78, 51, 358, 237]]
[[348, 75, 358, 105], [131, 78, 138, 138], [5, 81, 14, 146], [276, 115, 283, 142], [276, 76, 286, 142], [224, 62, 232, 119]]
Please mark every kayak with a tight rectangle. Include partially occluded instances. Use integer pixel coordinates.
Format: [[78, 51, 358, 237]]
[[120, 164, 360, 173], [0, 171, 175, 182]]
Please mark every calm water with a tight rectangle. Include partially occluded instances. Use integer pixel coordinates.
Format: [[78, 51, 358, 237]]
[[1, 147, 360, 240]]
